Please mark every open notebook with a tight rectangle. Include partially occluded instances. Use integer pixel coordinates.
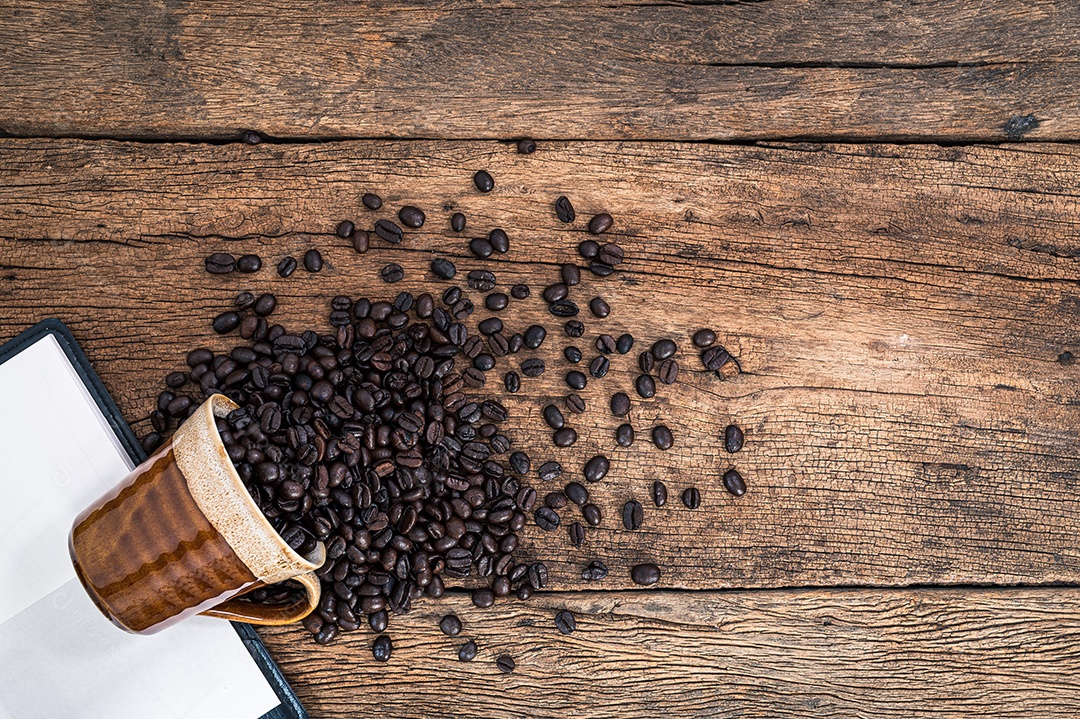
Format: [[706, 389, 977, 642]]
[[0, 321, 306, 719]]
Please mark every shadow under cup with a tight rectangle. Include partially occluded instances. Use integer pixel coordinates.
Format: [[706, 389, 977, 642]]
[[69, 395, 325, 634]]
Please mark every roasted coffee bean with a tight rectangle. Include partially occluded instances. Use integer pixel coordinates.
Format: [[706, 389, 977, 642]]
[[451, 212, 466, 232], [504, 371, 521, 393], [589, 297, 610, 318], [165, 371, 187, 388], [369, 609, 389, 633], [478, 317, 504, 335], [521, 358, 545, 377], [150, 410, 168, 433], [141, 432, 163, 453], [682, 487, 701, 509], [589, 261, 614, 277], [458, 640, 478, 662], [554, 195, 575, 223], [488, 228, 510, 253], [638, 351, 655, 374], [528, 562, 548, 589], [367, 221, 405, 250], [212, 311, 241, 334], [398, 205, 425, 228], [303, 249, 323, 272], [485, 292, 509, 311], [651, 425, 674, 450], [277, 256, 297, 277], [598, 243, 624, 266], [510, 451, 531, 475], [610, 392, 630, 416], [563, 346, 582, 363], [560, 263, 581, 286], [583, 455, 609, 483], [431, 258, 457, 279], [205, 253, 236, 274], [723, 469, 747, 496], [657, 360, 678, 385], [622, 500, 644, 530], [440, 614, 463, 636], [253, 293, 277, 317], [473, 588, 496, 608], [582, 503, 601, 526], [564, 482, 588, 506], [568, 521, 585, 547], [564, 320, 585, 338], [549, 299, 579, 317], [588, 356, 609, 379], [523, 325, 547, 349], [596, 335, 617, 354], [517, 138, 536, 154], [565, 394, 585, 413], [510, 283, 530, 299], [582, 561, 608, 580], [467, 270, 497, 291], [554, 610, 577, 634], [543, 404, 565, 430], [652, 339, 677, 360], [588, 213, 613, 235], [616, 423, 634, 447], [631, 563, 660, 586], [652, 481, 668, 507], [702, 345, 732, 371], [469, 237, 493, 259], [553, 427, 577, 447], [724, 425, 744, 453], [474, 170, 495, 192], [314, 623, 339, 645], [336, 220, 355, 239], [616, 333, 634, 354], [535, 507, 560, 531], [507, 332, 524, 354], [488, 332, 510, 355], [543, 283, 568, 304], [538, 461, 563, 482], [415, 292, 434, 318], [372, 635, 393, 662], [693, 328, 717, 348], [578, 240, 600, 259], [496, 655, 515, 674], [635, 374, 656, 399], [362, 193, 383, 210], [237, 254, 262, 273]]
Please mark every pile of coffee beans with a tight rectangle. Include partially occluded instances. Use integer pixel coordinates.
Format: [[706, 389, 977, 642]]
[[151, 160, 750, 668]]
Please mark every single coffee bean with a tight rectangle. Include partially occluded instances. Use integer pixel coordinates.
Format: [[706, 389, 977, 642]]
[[253, 293, 277, 317], [554, 610, 577, 635], [440, 614, 463, 636], [631, 563, 660, 586], [702, 345, 732, 371], [362, 192, 382, 210], [535, 507, 561, 531], [543, 404, 565, 430], [564, 346, 582, 363], [469, 237, 493, 259], [517, 138, 536, 154], [431, 258, 457, 279], [639, 351, 655, 373], [565, 393, 585, 413], [237, 254, 262, 273], [486, 292, 509, 311], [596, 335, 617, 354], [548, 297, 579, 316], [473, 354, 496, 371], [474, 170, 495, 192], [543, 283, 568, 304], [496, 655, 515, 674], [682, 487, 701, 509], [458, 640, 478, 662], [652, 339, 677, 360], [723, 469, 747, 496], [349, 229, 369, 255], [568, 521, 585, 547], [566, 371, 587, 390], [561, 263, 581, 286], [380, 263, 405, 283], [538, 461, 563, 482], [724, 425, 744, 453], [369, 609, 389, 633], [521, 358, 545, 377], [529, 562, 548, 590], [473, 588, 496, 608], [590, 261, 614, 277], [583, 455, 609, 483], [478, 317, 504, 335], [212, 311, 241, 334], [578, 239, 600, 259], [635, 374, 656, 399], [398, 205, 425, 228], [657, 360, 679, 385], [693, 328, 717, 347], [589, 297, 610, 318], [335, 220, 355, 239], [564, 482, 588, 505], [582, 504, 601, 526], [616, 423, 634, 447], [582, 560, 608, 580], [372, 635, 393, 662], [504, 371, 521, 393], [598, 243, 624, 266], [652, 481, 668, 507], [303, 249, 323, 272], [467, 269, 497, 291], [610, 392, 630, 416], [234, 292, 256, 311], [451, 212, 466, 232], [652, 425, 674, 450], [204, 252, 236, 274], [588, 213, 613, 235], [553, 427, 577, 447], [489, 228, 510, 253], [523, 325, 547, 349], [564, 320, 585, 338], [622, 500, 644, 530], [314, 623, 339, 645], [276, 256, 297, 277], [588, 355, 609, 379], [554, 195, 575, 223], [510, 283, 530, 299], [510, 451, 531, 475], [616, 333, 634, 354]]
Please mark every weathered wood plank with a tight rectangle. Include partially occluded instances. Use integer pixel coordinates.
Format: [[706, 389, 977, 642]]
[[1, 1, 1078, 141], [258, 587, 1080, 718], [1, 139, 1079, 590]]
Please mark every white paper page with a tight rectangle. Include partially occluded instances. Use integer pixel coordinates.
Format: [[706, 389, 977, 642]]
[[0, 334, 280, 719]]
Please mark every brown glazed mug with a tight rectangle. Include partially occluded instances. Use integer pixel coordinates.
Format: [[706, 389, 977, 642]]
[[69, 394, 325, 634]]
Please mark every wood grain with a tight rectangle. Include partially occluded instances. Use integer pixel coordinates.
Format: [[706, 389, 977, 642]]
[[1, 139, 1079, 590], [258, 587, 1080, 718], [1, 0, 1078, 141]]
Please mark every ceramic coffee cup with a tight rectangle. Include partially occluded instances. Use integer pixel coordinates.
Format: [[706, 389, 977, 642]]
[[69, 394, 325, 634]]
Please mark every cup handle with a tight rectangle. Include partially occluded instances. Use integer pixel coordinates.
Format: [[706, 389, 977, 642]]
[[198, 570, 321, 626]]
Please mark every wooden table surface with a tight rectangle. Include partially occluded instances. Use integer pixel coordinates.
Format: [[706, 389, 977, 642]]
[[3, 2, 1080, 716]]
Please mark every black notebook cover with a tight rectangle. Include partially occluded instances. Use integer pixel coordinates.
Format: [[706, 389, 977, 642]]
[[0, 319, 307, 719]]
